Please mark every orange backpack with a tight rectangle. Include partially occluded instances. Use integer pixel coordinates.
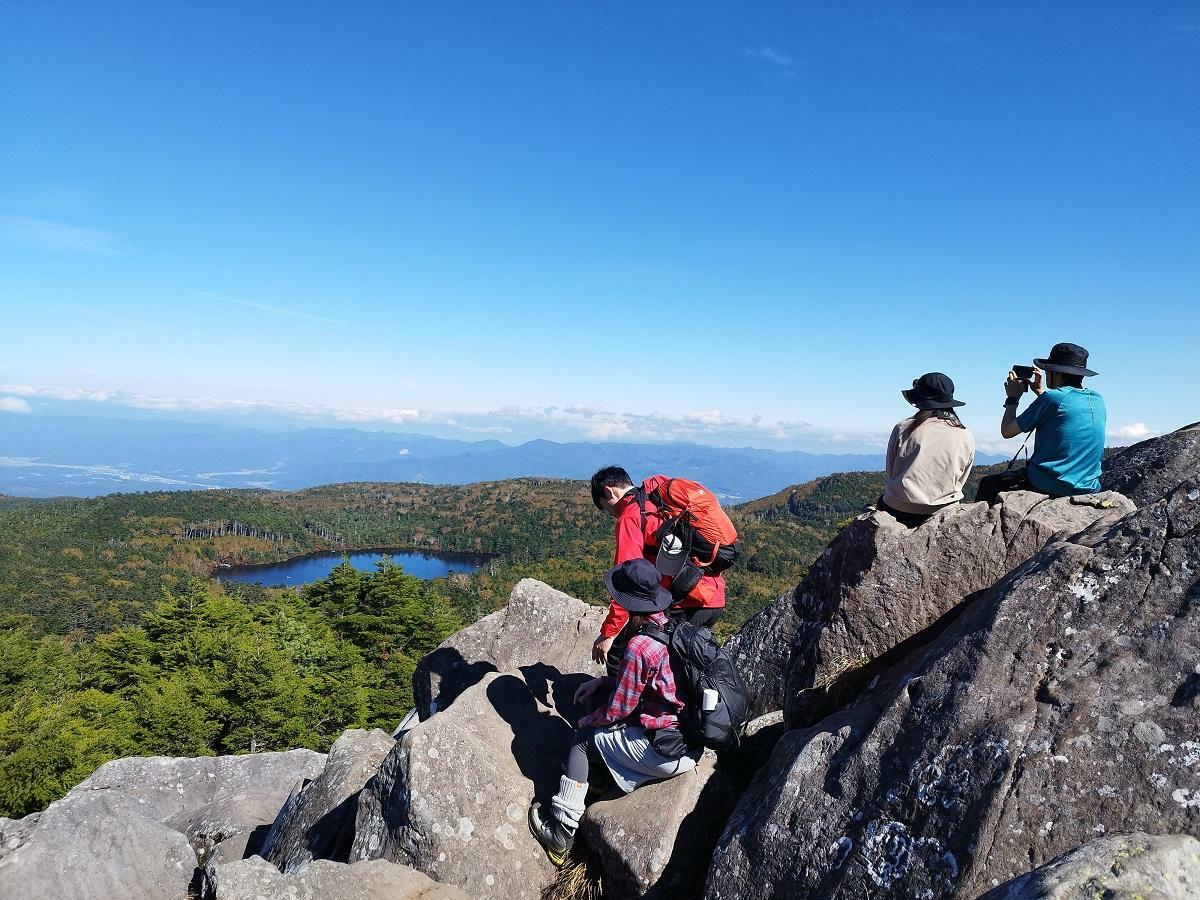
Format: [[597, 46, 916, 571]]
[[637, 476, 740, 577]]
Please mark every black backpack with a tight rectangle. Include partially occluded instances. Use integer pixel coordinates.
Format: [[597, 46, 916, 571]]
[[639, 618, 751, 751]]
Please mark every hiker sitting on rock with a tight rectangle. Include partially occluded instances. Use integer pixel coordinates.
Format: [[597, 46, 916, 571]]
[[589, 466, 726, 676], [977, 342, 1107, 504], [879, 372, 976, 527], [529, 558, 698, 867]]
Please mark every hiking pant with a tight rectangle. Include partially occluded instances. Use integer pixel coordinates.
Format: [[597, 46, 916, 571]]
[[604, 605, 723, 677], [552, 726, 613, 828], [975, 471, 1052, 505], [563, 726, 603, 783]]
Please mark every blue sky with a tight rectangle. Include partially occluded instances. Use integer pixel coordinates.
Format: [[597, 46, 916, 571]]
[[1, 2, 1196, 453]]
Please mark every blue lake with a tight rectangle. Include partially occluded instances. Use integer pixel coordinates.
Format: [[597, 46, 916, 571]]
[[216, 549, 491, 587]]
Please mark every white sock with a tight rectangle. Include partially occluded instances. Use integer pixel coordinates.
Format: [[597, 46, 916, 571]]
[[549, 776, 588, 832]]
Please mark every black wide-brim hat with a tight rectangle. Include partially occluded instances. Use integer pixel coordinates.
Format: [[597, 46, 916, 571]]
[[901, 372, 965, 410], [603, 558, 673, 614], [1034, 342, 1097, 377]]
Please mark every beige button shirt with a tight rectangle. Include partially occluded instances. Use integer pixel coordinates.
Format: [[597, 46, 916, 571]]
[[883, 416, 976, 514]]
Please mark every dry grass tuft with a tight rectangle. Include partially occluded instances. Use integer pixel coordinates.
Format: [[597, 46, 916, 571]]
[[541, 848, 604, 900], [814, 652, 870, 690]]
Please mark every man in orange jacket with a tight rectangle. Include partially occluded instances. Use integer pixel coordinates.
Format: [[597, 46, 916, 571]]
[[588, 466, 726, 676]]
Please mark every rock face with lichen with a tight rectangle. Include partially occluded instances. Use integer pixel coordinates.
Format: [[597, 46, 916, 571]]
[[351, 668, 585, 899], [728, 491, 1134, 724], [783, 490, 1134, 727], [1101, 421, 1200, 505], [705, 474, 1200, 898], [0, 750, 325, 900], [260, 728, 396, 873], [579, 753, 733, 900], [202, 855, 469, 899], [977, 831, 1200, 898]]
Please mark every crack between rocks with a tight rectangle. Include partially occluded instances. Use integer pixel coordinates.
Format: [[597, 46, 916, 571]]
[[998, 495, 1056, 551]]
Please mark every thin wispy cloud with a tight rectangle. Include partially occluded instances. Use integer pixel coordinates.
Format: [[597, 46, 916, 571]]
[[196, 291, 346, 326], [871, 17, 970, 45], [744, 46, 796, 75], [0, 214, 125, 255]]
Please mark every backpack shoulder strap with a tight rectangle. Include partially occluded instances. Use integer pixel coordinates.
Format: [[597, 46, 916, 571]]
[[647, 478, 672, 513], [633, 484, 648, 530], [637, 622, 670, 646]]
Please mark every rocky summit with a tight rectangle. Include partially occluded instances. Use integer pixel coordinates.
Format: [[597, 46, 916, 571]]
[[4, 424, 1199, 898]]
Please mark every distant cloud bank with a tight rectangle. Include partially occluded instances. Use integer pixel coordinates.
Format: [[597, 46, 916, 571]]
[[0, 382, 891, 451]]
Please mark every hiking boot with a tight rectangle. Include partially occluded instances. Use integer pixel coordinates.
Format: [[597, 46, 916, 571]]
[[528, 801, 574, 867]]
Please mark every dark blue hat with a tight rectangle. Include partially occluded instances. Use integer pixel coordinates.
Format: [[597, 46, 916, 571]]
[[603, 559, 673, 613], [1035, 343, 1097, 377], [902, 372, 965, 410]]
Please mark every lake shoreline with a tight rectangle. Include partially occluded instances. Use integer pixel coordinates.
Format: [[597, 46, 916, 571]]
[[213, 546, 494, 587]]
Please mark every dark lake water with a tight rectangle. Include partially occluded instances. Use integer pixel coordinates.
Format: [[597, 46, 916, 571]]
[[216, 549, 491, 587]]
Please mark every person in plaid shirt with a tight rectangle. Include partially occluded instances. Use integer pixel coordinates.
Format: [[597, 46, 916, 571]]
[[529, 559, 700, 867]]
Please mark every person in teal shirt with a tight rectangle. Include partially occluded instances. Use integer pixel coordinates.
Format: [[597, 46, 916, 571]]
[[978, 343, 1106, 503]]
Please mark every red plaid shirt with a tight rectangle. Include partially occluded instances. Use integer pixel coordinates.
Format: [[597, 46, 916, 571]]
[[579, 613, 685, 730]]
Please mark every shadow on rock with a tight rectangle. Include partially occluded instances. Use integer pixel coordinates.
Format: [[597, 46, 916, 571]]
[[418, 647, 498, 717], [519, 661, 591, 724], [487, 673, 574, 805]]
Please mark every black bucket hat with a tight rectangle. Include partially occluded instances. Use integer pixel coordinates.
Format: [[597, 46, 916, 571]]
[[603, 559, 673, 614], [901, 372, 965, 410], [1034, 342, 1097, 377]]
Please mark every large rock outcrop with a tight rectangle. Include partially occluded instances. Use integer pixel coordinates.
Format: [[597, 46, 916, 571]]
[[352, 666, 588, 899], [1102, 421, 1200, 505], [728, 491, 1133, 724], [978, 831, 1200, 899], [705, 480, 1200, 898], [203, 854, 468, 899], [579, 752, 733, 899], [0, 750, 325, 900], [413, 577, 605, 719], [260, 728, 395, 872], [785, 490, 1133, 726]]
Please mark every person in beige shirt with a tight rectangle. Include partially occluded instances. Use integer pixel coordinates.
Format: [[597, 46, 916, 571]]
[[880, 372, 976, 527]]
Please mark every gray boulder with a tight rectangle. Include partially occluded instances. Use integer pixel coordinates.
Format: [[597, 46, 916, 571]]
[[729, 493, 1133, 722], [783, 491, 1133, 726], [725, 587, 800, 720], [706, 481, 1200, 898], [1102, 422, 1200, 505], [0, 749, 325, 900], [579, 752, 733, 899], [202, 854, 468, 899], [413, 577, 605, 719], [353, 666, 588, 899], [260, 728, 395, 872], [978, 831, 1200, 898]]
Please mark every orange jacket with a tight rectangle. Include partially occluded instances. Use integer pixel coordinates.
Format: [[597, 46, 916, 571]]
[[598, 483, 726, 640]]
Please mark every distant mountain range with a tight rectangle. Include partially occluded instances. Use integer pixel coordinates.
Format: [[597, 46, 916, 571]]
[[0, 414, 1004, 500]]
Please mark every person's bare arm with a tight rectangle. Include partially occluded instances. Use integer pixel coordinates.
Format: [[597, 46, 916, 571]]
[[1000, 371, 1026, 439]]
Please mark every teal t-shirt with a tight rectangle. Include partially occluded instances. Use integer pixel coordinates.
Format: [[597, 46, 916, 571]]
[[1016, 387, 1106, 495]]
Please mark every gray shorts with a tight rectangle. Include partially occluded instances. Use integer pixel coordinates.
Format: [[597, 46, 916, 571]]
[[592, 723, 697, 793]]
